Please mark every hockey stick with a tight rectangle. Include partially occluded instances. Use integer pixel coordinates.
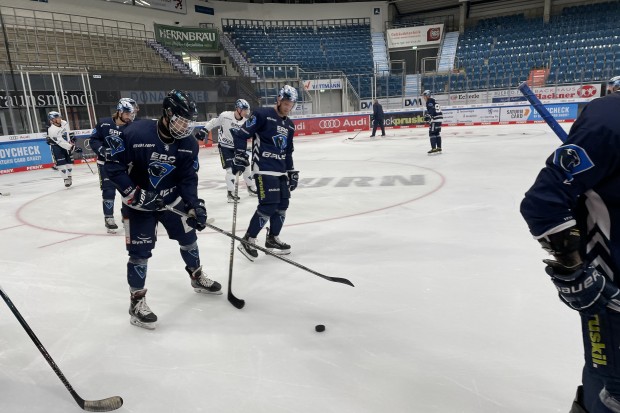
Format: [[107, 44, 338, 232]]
[[164, 205, 354, 287], [81, 154, 95, 175], [0, 285, 123, 412], [0, 191, 10, 196], [517, 81, 569, 142], [347, 131, 362, 140], [227, 174, 245, 309]]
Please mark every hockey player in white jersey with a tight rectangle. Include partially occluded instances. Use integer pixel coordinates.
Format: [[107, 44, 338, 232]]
[[203, 99, 258, 202], [47, 111, 81, 187]]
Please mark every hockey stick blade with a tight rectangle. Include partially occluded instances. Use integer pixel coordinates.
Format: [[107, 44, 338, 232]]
[[347, 131, 362, 140], [165, 206, 354, 287], [517, 81, 569, 142], [0, 192, 10, 196], [80, 396, 124, 412], [0, 286, 123, 412]]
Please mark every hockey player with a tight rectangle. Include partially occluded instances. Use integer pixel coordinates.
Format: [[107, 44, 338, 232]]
[[370, 99, 385, 137], [203, 98, 258, 202], [521, 75, 620, 413], [47, 111, 80, 187], [231, 85, 298, 260], [89, 98, 137, 233], [104, 90, 222, 330], [422, 90, 443, 154]]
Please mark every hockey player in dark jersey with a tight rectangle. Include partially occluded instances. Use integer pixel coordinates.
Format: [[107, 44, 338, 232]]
[[105, 90, 222, 330], [422, 90, 443, 154], [231, 85, 298, 260], [521, 76, 620, 413], [89, 98, 137, 233]]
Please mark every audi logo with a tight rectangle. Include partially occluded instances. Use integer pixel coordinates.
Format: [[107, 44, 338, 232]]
[[319, 119, 341, 128]]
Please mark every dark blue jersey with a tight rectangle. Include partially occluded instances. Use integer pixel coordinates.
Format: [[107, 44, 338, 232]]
[[89, 117, 131, 163], [231, 107, 295, 176], [104, 119, 200, 209], [521, 92, 620, 277], [425, 97, 443, 120]]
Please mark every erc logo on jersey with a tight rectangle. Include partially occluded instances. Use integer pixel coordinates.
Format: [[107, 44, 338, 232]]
[[245, 116, 257, 128], [148, 161, 176, 188], [553, 144, 594, 182], [106, 135, 126, 155]]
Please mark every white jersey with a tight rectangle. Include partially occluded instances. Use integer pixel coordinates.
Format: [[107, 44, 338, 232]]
[[47, 120, 73, 151], [204, 111, 245, 149]]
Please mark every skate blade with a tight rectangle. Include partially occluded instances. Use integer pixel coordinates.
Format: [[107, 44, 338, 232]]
[[193, 288, 223, 295], [106, 228, 118, 234], [237, 245, 256, 262], [265, 248, 291, 255], [130, 317, 156, 330]]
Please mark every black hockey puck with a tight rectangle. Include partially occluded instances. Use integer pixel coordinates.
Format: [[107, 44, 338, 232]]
[[315, 324, 325, 333]]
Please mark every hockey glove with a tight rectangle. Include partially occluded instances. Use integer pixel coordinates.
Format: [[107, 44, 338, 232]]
[[126, 187, 163, 211], [232, 150, 249, 175], [424, 114, 432, 123], [546, 263, 620, 315], [97, 147, 113, 161], [194, 129, 207, 141], [186, 199, 207, 231], [45, 136, 53, 145], [287, 170, 299, 191]]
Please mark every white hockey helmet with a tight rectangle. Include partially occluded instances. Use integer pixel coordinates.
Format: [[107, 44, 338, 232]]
[[422, 90, 432, 97], [48, 111, 61, 121], [607, 75, 620, 93], [278, 85, 298, 102], [235, 98, 250, 111]]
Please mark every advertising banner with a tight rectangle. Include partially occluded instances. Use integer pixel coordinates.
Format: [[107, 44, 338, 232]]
[[302, 79, 343, 91], [0, 139, 53, 174], [291, 102, 313, 116], [294, 115, 369, 136], [386, 24, 443, 49], [455, 107, 501, 124], [154, 23, 218, 51], [444, 84, 601, 106], [383, 110, 425, 128], [527, 103, 578, 121], [0, 91, 89, 108]]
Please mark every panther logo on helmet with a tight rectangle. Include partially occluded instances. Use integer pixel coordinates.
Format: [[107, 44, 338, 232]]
[[235, 99, 250, 110], [278, 85, 298, 102], [48, 111, 61, 121]]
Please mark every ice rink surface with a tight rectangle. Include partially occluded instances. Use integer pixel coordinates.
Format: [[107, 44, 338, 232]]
[[0, 123, 583, 413]]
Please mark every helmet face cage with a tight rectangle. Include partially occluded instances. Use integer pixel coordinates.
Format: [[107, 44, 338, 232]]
[[167, 113, 196, 139], [163, 90, 198, 139], [278, 85, 298, 103]]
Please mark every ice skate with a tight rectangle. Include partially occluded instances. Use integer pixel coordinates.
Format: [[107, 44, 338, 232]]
[[186, 266, 222, 295], [227, 191, 241, 203], [105, 217, 118, 234], [129, 289, 157, 330], [247, 187, 258, 197], [265, 228, 291, 255], [238, 234, 258, 261], [64, 177, 72, 187]]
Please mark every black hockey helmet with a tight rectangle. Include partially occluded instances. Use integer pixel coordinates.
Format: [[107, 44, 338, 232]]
[[162, 90, 198, 139]]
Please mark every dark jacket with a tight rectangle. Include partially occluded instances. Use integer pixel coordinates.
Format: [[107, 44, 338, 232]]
[[372, 102, 384, 121]]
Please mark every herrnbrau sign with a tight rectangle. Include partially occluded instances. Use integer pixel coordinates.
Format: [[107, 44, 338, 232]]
[[154, 23, 219, 51]]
